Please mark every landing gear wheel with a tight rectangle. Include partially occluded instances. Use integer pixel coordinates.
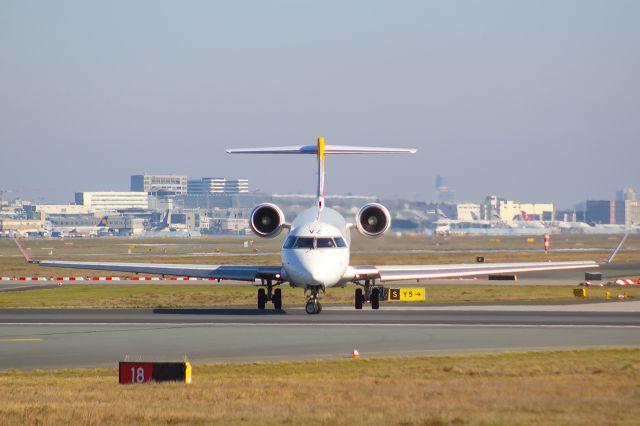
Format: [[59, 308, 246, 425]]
[[371, 288, 380, 310], [273, 288, 282, 310], [355, 288, 364, 310], [257, 288, 267, 310], [305, 301, 317, 314], [316, 302, 322, 314]]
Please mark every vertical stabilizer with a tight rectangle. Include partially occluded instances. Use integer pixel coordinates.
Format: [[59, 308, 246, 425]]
[[316, 137, 326, 217]]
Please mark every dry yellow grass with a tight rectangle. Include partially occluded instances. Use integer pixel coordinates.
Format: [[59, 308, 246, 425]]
[[1, 348, 639, 425]]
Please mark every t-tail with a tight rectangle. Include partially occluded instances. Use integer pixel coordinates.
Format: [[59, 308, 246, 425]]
[[227, 137, 416, 217]]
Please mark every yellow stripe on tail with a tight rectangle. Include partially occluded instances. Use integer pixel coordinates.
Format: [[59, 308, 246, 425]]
[[317, 136, 325, 159]]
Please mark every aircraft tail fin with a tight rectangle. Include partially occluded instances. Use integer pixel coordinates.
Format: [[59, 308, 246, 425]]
[[227, 137, 416, 215], [98, 216, 108, 227]]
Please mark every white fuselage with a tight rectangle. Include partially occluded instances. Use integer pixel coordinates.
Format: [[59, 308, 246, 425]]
[[281, 207, 351, 289]]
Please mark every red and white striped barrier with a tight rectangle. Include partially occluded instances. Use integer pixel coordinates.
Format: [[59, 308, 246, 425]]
[[615, 279, 638, 286], [0, 276, 217, 282], [169, 277, 200, 281], [12, 277, 50, 281]]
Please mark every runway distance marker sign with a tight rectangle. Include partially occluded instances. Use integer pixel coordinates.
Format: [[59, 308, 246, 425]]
[[119, 362, 154, 384], [119, 362, 192, 384], [388, 288, 425, 301]]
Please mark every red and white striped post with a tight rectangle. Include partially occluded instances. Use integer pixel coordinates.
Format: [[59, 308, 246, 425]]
[[543, 233, 550, 254]]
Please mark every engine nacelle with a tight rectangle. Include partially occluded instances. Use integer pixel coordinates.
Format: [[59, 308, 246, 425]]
[[250, 203, 285, 238], [356, 203, 391, 237]]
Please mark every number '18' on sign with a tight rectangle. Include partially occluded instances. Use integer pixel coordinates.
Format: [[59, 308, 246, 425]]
[[119, 363, 154, 384]]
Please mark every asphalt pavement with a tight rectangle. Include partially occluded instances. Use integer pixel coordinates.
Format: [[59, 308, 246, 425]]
[[0, 302, 638, 370]]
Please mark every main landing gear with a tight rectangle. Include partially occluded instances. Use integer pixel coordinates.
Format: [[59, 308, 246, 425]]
[[257, 279, 282, 310], [305, 286, 323, 314], [354, 279, 380, 310]]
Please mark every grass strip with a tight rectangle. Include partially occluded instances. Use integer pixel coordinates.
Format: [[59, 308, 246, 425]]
[[0, 284, 637, 308], [1, 348, 638, 425]]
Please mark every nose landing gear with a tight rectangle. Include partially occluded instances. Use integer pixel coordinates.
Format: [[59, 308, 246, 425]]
[[304, 286, 323, 314]]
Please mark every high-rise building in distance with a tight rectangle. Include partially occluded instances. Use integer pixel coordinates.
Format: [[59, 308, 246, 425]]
[[616, 187, 637, 202], [187, 178, 249, 194], [131, 175, 188, 194]]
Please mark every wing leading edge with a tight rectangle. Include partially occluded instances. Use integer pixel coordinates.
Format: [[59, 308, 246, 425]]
[[345, 260, 598, 282], [344, 233, 629, 282], [11, 237, 281, 281], [35, 260, 282, 281]]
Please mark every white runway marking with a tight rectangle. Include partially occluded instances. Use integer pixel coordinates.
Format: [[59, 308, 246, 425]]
[[319, 301, 640, 313], [1, 322, 640, 328]]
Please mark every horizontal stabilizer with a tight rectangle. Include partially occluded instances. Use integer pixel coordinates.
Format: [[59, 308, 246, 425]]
[[227, 145, 416, 155]]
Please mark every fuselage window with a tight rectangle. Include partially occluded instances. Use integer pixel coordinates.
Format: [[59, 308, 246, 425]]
[[285, 236, 347, 249], [316, 238, 336, 248], [293, 237, 315, 249]]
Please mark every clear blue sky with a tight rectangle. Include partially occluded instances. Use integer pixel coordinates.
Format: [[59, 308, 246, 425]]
[[1, 1, 638, 208]]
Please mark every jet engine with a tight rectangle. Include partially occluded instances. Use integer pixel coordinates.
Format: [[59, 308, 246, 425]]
[[250, 203, 285, 238], [356, 203, 391, 237]]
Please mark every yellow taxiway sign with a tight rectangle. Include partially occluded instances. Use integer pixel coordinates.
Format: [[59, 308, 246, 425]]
[[388, 288, 425, 301]]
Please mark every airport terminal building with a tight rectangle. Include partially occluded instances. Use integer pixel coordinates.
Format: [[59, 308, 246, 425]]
[[74, 192, 149, 213], [483, 195, 554, 221]]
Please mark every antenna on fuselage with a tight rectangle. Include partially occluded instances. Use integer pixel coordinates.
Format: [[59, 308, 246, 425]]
[[226, 138, 417, 217]]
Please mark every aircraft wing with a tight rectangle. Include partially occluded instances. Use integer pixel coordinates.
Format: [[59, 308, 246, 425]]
[[345, 260, 599, 282], [13, 238, 281, 281], [345, 233, 627, 282], [33, 260, 282, 281]]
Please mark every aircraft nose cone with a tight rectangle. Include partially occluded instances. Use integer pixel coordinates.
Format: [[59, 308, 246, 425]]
[[310, 271, 326, 285]]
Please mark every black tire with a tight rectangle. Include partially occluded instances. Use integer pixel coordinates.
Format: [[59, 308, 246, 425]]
[[317, 302, 322, 314], [305, 301, 316, 314], [371, 288, 380, 310], [355, 288, 363, 310], [273, 288, 282, 310], [257, 288, 267, 310]]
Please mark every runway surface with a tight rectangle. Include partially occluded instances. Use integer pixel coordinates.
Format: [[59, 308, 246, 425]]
[[1, 302, 639, 370]]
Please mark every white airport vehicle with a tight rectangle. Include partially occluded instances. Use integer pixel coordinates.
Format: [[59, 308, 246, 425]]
[[13, 138, 627, 314]]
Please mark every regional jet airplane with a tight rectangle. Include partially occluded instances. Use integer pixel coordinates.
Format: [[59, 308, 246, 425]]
[[14, 138, 627, 314]]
